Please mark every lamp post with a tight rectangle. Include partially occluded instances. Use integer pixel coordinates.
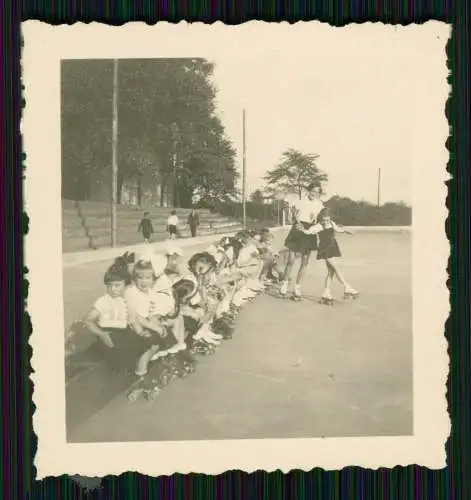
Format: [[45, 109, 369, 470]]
[[111, 59, 119, 247]]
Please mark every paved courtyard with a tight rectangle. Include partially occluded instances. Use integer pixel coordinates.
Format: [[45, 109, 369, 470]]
[[65, 230, 412, 442]]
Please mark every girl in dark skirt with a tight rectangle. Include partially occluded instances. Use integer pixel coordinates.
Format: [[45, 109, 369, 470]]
[[313, 208, 359, 304], [280, 183, 325, 299]]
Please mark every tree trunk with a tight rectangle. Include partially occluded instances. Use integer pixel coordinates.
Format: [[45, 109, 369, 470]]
[[137, 173, 143, 207], [117, 172, 124, 204], [160, 181, 166, 207]]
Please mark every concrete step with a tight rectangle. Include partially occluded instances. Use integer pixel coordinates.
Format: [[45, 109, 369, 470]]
[[63, 220, 242, 242], [62, 223, 245, 253], [62, 200, 212, 217], [63, 212, 235, 229]]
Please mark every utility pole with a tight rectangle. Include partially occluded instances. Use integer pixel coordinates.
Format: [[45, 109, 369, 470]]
[[242, 109, 247, 227], [377, 167, 381, 207], [111, 59, 119, 247]]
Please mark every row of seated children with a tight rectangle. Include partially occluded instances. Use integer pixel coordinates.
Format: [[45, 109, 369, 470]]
[[67, 228, 282, 400]]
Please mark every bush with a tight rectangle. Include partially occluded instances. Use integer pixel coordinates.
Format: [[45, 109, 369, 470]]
[[325, 196, 411, 226]]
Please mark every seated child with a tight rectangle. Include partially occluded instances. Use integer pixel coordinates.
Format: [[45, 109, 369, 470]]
[[82, 262, 150, 374], [255, 228, 281, 283], [124, 254, 179, 376], [164, 241, 185, 282], [186, 252, 224, 347], [172, 277, 205, 337]]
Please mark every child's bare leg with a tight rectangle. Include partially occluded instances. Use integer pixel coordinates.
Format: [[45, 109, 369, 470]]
[[280, 251, 296, 294], [326, 257, 356, 292], [259, 254, 274, 280], [322, 262, 335, 298], [135, 345, 160, 375], [295, 252, 311, 285], [172, 314, 185, 345]]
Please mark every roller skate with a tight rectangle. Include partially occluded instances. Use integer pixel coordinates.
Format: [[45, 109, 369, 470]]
[[145, 384, 162, 401], [126, 375, 147, 402], [229, 302, 240, 314], [162, 354, 181, 381], [177, 349, 197, 375], [279, 280, 289, 298], [190, 339, 216, 356], [343, 287, 360, 300], [291, 285, 303, 302], [211, 316, 233, 340], [319, 291, 334, 306], [151, 358, 171, 388], [140, 375, 162, 401]]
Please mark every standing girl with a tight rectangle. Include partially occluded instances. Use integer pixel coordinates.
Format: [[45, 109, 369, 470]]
[[167, 210, 180, 240], [313, 208, 359, 304], [137, 212, 154, 244], [279, 182, 325, 300]]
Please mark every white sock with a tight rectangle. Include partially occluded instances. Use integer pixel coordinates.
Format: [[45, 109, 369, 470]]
[[294, 284, 301, 296], [280, 281, 288, 294]]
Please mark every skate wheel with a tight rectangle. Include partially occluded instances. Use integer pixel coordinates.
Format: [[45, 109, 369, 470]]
[[146, 388, 161, 400], [127, 390, 142, 402]]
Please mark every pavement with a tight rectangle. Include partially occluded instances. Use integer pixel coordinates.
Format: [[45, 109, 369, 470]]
[[65, 230, 413, 442]]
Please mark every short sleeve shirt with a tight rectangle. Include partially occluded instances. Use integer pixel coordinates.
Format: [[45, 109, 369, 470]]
[[167, 215, 179, 226], [124, 285, 152, 319], [150, 274, 175, 317], [291, 197, 324, 223], [93, 294, 128, 329]]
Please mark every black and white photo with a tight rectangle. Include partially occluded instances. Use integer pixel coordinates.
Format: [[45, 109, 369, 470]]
[[24, 21, 450, 477]]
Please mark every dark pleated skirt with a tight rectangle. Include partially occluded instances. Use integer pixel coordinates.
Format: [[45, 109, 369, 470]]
[[284, 223, 318, 253], [317, 239, 342, 260]]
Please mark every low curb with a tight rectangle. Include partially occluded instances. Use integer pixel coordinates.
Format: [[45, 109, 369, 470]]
[[63, 226, 290, 268]]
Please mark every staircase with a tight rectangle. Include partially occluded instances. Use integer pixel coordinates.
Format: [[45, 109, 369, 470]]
[[62, 200, 245, 253]]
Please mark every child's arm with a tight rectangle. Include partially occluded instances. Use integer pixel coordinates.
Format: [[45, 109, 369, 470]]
[[138, 315, 166, 336], [332, 221, 353, 235], [299, 222, 324, 235], [83, 308, 114, 347]]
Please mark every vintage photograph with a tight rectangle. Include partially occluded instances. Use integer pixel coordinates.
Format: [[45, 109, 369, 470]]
[[25, 22, 449, 476], [63, 54, 413, 443]]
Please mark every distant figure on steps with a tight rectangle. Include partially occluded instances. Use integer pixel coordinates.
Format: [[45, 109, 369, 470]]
[[137, 212, 154, 244], [167, 210, 180, 240], [187, 209, 200, 238]]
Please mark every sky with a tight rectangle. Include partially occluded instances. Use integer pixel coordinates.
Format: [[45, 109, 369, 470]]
[[209, 49, 414, 205]]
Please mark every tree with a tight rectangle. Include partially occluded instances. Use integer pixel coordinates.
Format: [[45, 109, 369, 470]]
[[117, 58, 237, 207], [250, 189, 265, 204], [61, 58, 238, 206], [61, 60, 114, 200], [263, 148, 328, 200]]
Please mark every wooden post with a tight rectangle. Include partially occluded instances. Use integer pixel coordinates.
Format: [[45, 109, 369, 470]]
[[377, 167, 381, 207], [111, 59, 119, 247]]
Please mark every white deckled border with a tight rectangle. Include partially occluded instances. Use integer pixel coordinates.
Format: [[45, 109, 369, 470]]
[[23, 21, 450, 478]]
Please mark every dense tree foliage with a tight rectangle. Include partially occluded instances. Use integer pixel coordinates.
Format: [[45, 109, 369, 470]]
[[61, 59, 238, 206], [325, 196, 411, 226], [263, 148, 328, 200]]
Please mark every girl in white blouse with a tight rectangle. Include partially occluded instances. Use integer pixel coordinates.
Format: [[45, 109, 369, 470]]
[[280, 182, 325, 299]]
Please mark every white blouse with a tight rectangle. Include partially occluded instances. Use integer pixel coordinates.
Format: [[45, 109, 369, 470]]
[[93, 294, 128, 329], [291, 197, 324, 223]]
